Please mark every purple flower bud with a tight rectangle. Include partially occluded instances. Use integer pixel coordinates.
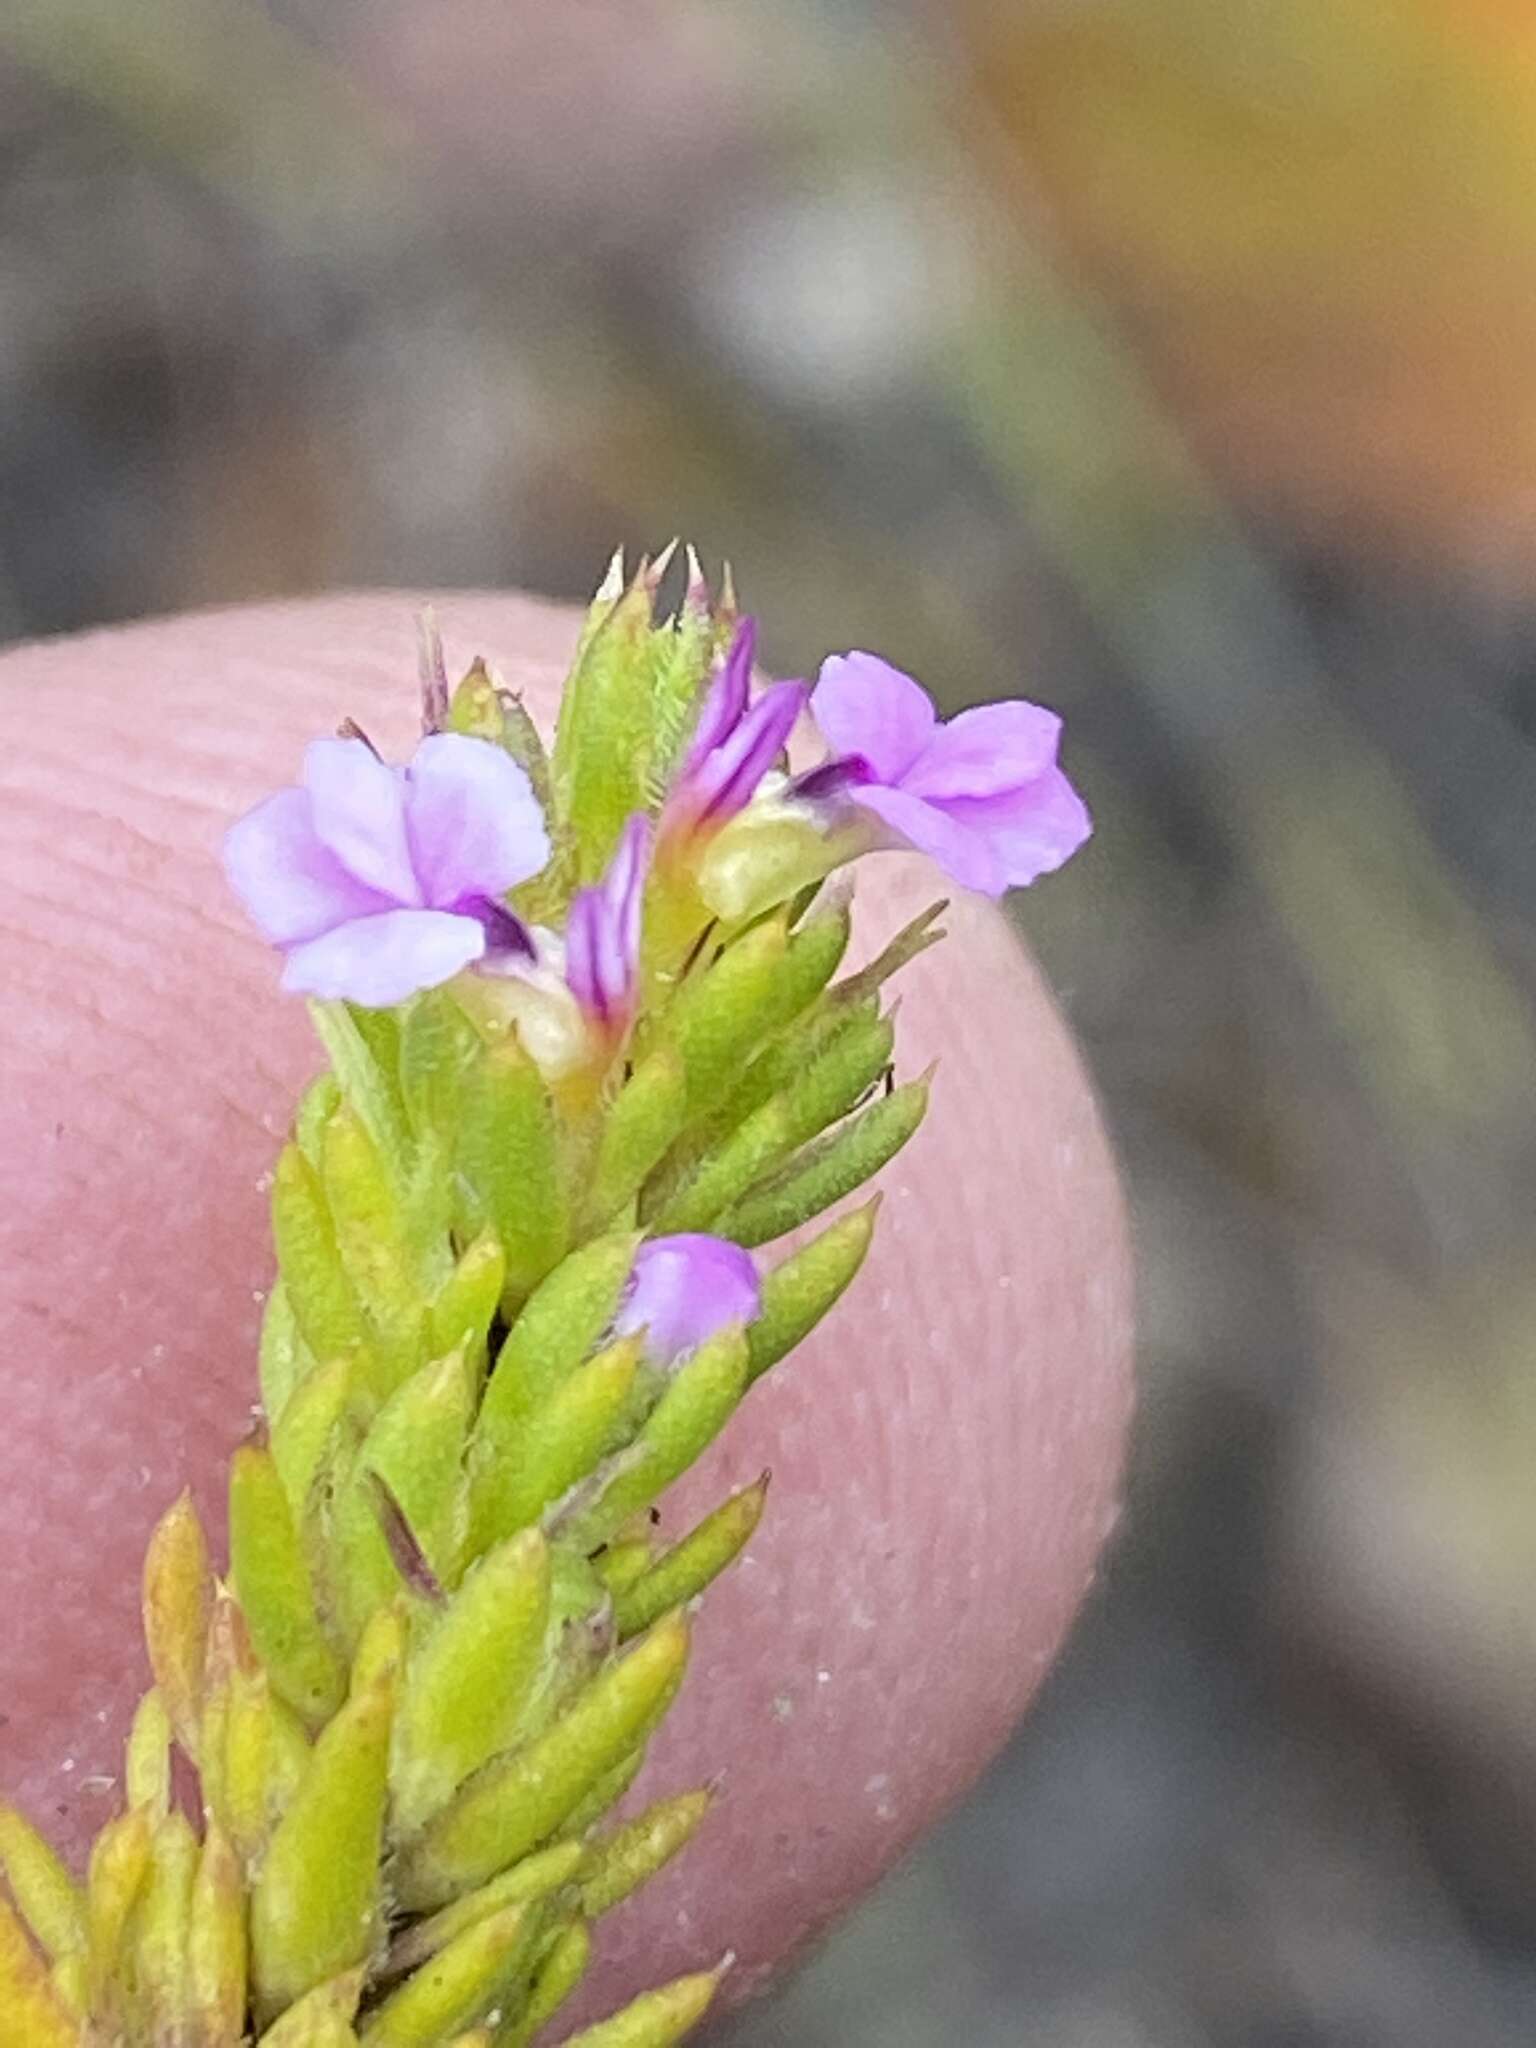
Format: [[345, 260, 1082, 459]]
[[613, 1234, 761, 1369], [223, 732, 550, 1007], [564, 812, 651, 1043], [663, 619, 808, 844], [805, 652, 1091, 895]]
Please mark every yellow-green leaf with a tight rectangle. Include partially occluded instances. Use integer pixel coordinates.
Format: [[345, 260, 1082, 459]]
[[229, 1445, 346, 1729], [395, 1612, 690, 1913]]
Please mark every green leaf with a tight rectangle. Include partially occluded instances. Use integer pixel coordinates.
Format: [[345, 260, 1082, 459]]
[[258, 1280, 314, 1423], [828, 898, 948, 1008], [186, 1823, 247, 2047], [359, 1901, 539, 2046], [652, 1008, 894, 1233], [270, 1145, 370, 1374], [746, 1200, 880, 1382], [552, 564, 659, 880], [471, 1335, 642, 1553], [716, 1076, 930, 1248], [586, 1046, 688, 1227], [657, 917, 790, 1116], [381, 1841, 583, 1984], [321, 1103, 426, 1398], [254, 1966, 365, 2044], [141, 1489, 212, 1761], [558, 1967, 724, 2047], [458, 1035, 569, 1305], [392, 1529, 552, 1838], [250, 1645, 399, 2022], [613, 1475, 769, 1640], [470, 1232, 640, 1479], [393, 1612, 691, 1913], [332, 1348, 476, 1641], [0, 1804, 85, 1961], [494, 1920, 591, 2048], [307, 1000, 411, 1181], [426, 1230, 506, 1373], [133, 1809, 197, 2032], [228, 1446, 346, 1729], [295, 1073, 343, 1168], [562, 1327, 749, 1552], [270, 1356, 356, 1522], [0, 1897, 83, 2048], [579, 1787, 714, 1916]]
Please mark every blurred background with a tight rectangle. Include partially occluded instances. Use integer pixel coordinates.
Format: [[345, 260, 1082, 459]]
[[5, 1, 1536, 2038]]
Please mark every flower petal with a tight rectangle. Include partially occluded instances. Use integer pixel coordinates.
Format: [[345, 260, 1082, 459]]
[[280, 908, 485, 1007], [811, 653, 936, 783], [565, 812, 650, 1034], [404, 732, 550, 907], [614, 1235, 761, 1368], [689, 681, 808, 826], [684, 617, 755, 771], [303, 737, 420, 905], [850, 783, 1008, 896], [940, 766, 1092, 888], [902, 700, 1063, 802], [223, 787, 389, 945]]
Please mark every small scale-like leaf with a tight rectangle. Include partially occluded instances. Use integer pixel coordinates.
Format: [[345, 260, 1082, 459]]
[[0, 1897, 79, 2047], [458, 1036, 569, 1304], [250, 1650, 398, 2022], [229, 1446, 346, 1729], [332, 1347, 475, 1642], [717, 1076, 929, 1248], [259, 1279, 317, 1425], [745, 1200, 879, 1382], [124, 1689, 172, 1820], [86, 1806, 153, 2007], [392, 1527, 552, 1838], [654, 1009, 893, 1233], [470, 1231, 640, 1486], [580, 1787, 714, 1916], [828, 898, 948, 1008], [614, 1475, 769, 1640], [562, 1328, 749, 1552], [187, 1823, 247, 2047], [382, 1840, 583, 1983], [295, 1071, 343, 1167], [426, 1231, 506, 1373], [0, 1805, 84, 1962], [659, 916, 789, 1115], [395, 1613, 690, 1912], [559, 1965, 725, 2047], [133, 1809, 197, 2033], [322, 1102, 426, 1396], [140, 1489, 212, 1760], [255, 1965, 365, 2044], [494, 1919, 591, 2048], [271, 1143, 370, 1370], [224, 1658, 311, 1870], [587, 1046, 688, 1227], [308, 1000, 411, 1181], [270, 1355, 356, 1521], [358, 1901, 538, 2046], [472, 1335, 642, 1552]]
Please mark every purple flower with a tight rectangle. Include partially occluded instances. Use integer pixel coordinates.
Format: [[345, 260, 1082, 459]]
[[224, 733, 550, 1007], [564, 813, 650, 1046], [613, 1234, 762, 1369], [663, 619, 807, 844], [805, 653, 1091, 896]]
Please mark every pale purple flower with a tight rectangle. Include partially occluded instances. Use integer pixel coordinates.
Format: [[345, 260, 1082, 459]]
[[803, 653, 1091, 896], [613, 1234, 762, 1369], [224, 733, 549, 1007], [662, 618, 808, 843], [564, 812, 650, 1045]]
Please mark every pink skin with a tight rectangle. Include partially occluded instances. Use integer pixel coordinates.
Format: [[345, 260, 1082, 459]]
[[0, 593, 1132, 2015]]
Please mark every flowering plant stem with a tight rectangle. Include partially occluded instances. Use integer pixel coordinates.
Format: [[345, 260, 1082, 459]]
[[0, 549, 1088, 2045]]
